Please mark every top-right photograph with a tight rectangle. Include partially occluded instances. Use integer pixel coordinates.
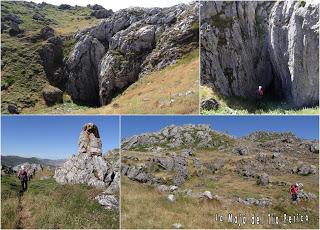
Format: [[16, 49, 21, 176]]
[[200, 0, 319, 115]]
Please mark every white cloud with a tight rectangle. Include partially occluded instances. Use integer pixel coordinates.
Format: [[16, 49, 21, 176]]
[[28, 0, 193, 11]]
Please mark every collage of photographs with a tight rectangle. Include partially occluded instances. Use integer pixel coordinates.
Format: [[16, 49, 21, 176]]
[[0, 0, 319, 229]]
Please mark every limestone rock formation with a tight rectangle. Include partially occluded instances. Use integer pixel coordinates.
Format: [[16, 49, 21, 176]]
[[66, 2, 199, 106], [122, 124, 234, 151], [38, 36, 66, 89], [54, 123, 119, 209], [201, 1, 319, 108]]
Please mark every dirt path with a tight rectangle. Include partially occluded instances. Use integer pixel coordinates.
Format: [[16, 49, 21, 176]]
[[16, 189, 33, 229]]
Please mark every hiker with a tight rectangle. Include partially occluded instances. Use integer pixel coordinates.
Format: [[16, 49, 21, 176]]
[[290, 184, 299, 203], [18, 166, 29, 192], [255, 86, 264, 107], [33, 168, 36, 177]]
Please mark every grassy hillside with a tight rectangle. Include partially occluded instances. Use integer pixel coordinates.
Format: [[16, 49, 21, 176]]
[[1, 1, 99, 114], [85, 49, 200, 114], [121, 148, 319, 229], [1, 169, 119, 229], [200, 86, 319, 115]]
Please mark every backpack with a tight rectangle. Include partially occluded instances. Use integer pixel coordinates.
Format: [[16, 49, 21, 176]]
[[21, 170, 28, 181]]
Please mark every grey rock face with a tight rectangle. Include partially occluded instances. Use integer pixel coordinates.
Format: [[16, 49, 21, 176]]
[[66, 35, 105, 105], [66, 2, 198, 106], [201, 1, 319, 108], [38, 36, 65, 89], [78, 123, 102, 156]]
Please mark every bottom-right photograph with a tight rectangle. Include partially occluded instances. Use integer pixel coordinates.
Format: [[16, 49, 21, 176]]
[[120, 116, 319, 229]]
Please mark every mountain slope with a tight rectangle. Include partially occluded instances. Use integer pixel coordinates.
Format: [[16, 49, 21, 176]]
[[121, 125, 319, 228], [1, 155, 65, 167], [1, 1, 199, 114], [85, 50, 199, 114], [1, 1, 100, 114]]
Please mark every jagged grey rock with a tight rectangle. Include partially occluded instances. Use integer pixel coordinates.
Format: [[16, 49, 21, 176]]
[[54, 123, 119, 209], [66, 2, 199, 106], [201, 1, 319, 108]]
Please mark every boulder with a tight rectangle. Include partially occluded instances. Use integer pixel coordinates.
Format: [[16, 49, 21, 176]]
[[157, 185, 169, 193], [169, 185, 179, 192], [95, 194, 119, 210], [32, 12, 46, 21], [167, 194, 176, 202], [172, 223, 183, 229], [40, 26, 55, 40], [7, 103, 19, 114], [58, 4, 72, 10], [201, 98, 219, 110], [205, 158, 224, 173], [9, 21, 22, 36], [296, 164, 317, 175], [201, 191, 213, 200], [42, 85, 63, 106], [257, 173, 269, 186]]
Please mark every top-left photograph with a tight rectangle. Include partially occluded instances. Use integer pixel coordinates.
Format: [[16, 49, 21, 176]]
[[1, 0, 199, 115]]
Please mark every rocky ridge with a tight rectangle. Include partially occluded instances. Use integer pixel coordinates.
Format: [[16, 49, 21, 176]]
[[54, 123, 119, 210], [122, 124, 235, 151], [201, 1, 319, 108]]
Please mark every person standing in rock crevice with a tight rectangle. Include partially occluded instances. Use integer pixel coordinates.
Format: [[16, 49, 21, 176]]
[[255, 86, 264, 108]]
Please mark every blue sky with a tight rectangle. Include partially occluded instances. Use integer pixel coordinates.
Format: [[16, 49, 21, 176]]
[[1, 116, 119, 160], [31, 0, 192, 11], [121, 116, 319, 140]]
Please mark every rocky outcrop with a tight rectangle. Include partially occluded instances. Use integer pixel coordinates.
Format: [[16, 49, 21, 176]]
[[66, 2, 198, 106], [201, 1, 319, 108], [38, 36, 66, 90], [121, 124, 234, 151], [54, 123, 119, 209]]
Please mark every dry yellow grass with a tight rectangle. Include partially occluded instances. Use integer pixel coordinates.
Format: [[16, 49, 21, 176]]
[[85, 50, 199, 114], [121, 149, 319, 229]]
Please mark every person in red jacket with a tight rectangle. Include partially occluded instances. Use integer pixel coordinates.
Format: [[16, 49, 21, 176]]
[[17, 166, 29, 192], [290, 184, 299, 202], [255, 86, 264, 108]]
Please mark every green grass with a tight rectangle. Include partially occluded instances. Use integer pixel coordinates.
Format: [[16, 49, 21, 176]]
[[1, 174, 119, 229], [1, 1, 99, 114], [200, 86, 319, 115], [1, 175, 20, 229]]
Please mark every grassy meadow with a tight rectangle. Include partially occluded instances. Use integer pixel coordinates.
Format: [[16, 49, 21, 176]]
[[1, 169, 119, 229]]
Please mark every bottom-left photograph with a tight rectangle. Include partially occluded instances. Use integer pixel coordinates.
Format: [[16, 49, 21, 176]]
[[1, 116, 120, 229]]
